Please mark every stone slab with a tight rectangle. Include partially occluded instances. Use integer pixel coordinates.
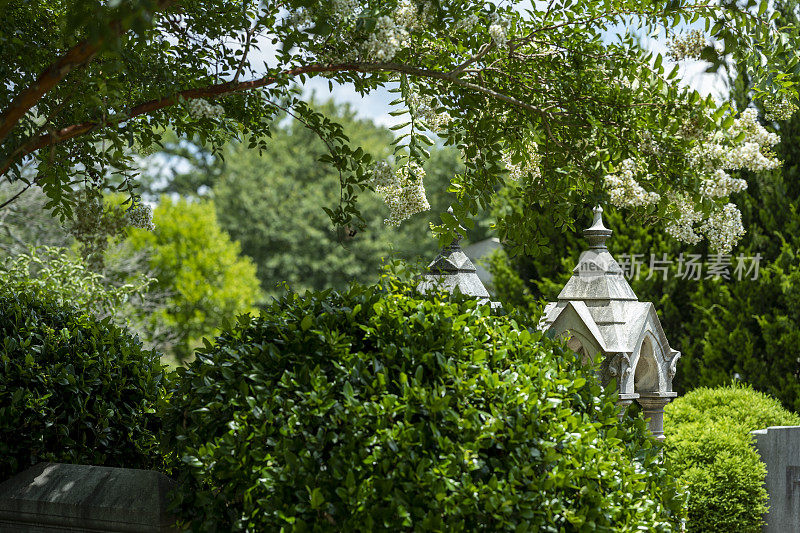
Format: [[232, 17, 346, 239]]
[[752, 425, 800, 532], [0, 463, 178, 532]]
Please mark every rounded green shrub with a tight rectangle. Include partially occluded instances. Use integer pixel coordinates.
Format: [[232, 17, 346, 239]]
[[664, 383, 800, 532], [0, 289, 168, 481], [163, 282, 684, 532]]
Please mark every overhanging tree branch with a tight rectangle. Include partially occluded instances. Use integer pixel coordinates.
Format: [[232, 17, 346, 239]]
[[0, 61, 545, 178], [0, 0, 178, 143]]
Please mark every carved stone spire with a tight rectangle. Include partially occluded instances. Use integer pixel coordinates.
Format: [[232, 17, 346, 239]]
[[583, 206, 612, 250], [417, 207, 492, 300]]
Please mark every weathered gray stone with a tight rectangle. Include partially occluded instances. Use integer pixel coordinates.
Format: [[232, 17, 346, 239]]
[[0, 463, 178, 532], [751, 425, 800, 532], [417, 208, 498, 306], [539, 206, 680, 439], [417, 239, 491, 299]]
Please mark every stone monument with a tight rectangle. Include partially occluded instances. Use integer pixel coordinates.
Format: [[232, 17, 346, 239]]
[[751, 425, 800, 531], [417, 208, 497, 306], [0, 462, 178, 532], [539, 206, 681, 440]]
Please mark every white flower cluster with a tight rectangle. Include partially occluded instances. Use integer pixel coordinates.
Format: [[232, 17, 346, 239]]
[[764, 93, 798, 122], [663, 108, 780, 251], [664, 195, 703, 245], [374, 162, 430, 226], [188, 98, 224, 120], [455, 13, 480, 33], [501, 140, 542, 183], [394, 0, 430, 30], [604, 158, 660, 207], [665, 199, 745, 253], [699, 169, 747, 198], [369, 160, 394, 188], [666, 29, 706, 61], [688, 108, 780, 189], [700, 203, 745, 253], [409, 92, 451, 132], [637, 131, 661, 156], [332, 0, 361, 21], [488, 13, 511, 48], [364, 15, 410, 61], [127, 202, 155, 231]]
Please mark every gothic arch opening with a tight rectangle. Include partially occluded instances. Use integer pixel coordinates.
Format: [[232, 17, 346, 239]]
[[634, 336, 659, 393]]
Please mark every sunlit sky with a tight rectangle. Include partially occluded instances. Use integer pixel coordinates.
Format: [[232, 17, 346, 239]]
[[243, 3, 727, 129]]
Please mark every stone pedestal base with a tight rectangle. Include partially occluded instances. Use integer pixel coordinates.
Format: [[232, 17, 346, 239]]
[[0, 462, 178, 532], [637, 393, 677, 441]]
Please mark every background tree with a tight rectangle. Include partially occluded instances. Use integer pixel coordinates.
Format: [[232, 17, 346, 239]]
[[2, 0, 798, 253], [124, 196, 261, 361], [141, 101, 492, 297]]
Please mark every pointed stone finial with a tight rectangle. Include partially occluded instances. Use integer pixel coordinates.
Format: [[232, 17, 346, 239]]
[[583, 206, 613, 249]]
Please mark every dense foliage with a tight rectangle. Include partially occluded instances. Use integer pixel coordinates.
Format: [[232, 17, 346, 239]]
[[488, 101, 800, 411], [487, 3, 800, 412], [2, 0, 799, 252], [0, 245, 152, 320], [162, 281, 683, 532], [0, 288, 167, 481], [146, 102, 489, 297], [664, 384, 800, 532], [124, 196, 261, 360]]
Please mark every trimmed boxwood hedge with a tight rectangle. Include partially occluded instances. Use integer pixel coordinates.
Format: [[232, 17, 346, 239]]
[[664, 383, 800, 532], [0, 289, 168, 481], [163, 281, 684, 532]]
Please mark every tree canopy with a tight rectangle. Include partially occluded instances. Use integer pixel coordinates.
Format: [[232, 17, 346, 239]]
[[2, 0, 799, 253], [137, 100, 491, 297], [125, 196, 261, 360]]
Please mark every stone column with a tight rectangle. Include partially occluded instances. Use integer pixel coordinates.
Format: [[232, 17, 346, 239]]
[[617, 392, 640, 421], [637, 393, 677, 441]]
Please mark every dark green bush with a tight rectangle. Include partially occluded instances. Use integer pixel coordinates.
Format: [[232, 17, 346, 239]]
[[0, 289, 168, 481], [163, 281, 684, 532], [664, 383, 800, 532]]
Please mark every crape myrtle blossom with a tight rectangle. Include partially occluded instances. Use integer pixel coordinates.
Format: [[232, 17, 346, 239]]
[[688, 108, 780, 176], [764, 93, 798, 122], [666, 30, 707, 61], [408, 92, 452, 132], [363, 1, 438, 61], [488, 13, 511, 48], [605, 106, 782, 253], [369, 160, 394, 189], [365, 16, 410, 61], [332, 0, 362, 21], [187, 99, 224, 120], [604, 158, 661, 208], [396, 0, 434, 30], [664, 194, 703, 246], [373, 162, 431, 227], [667, 107, 778, 252], [701, 203, 746, 253], [455, 13, 480, 33], [501, 139, 542, 183], [699, 169, 747, 199]]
